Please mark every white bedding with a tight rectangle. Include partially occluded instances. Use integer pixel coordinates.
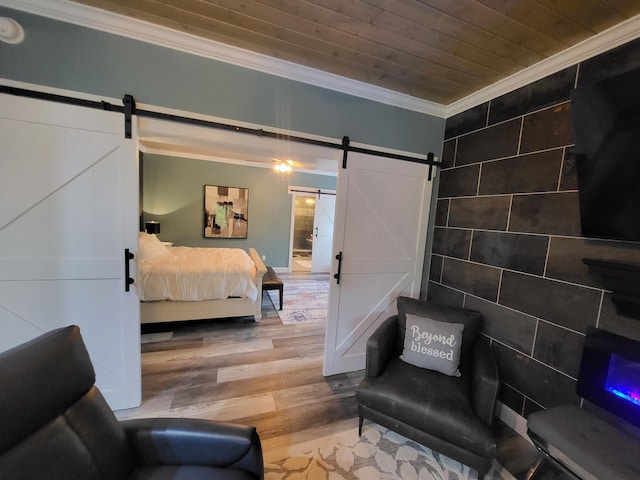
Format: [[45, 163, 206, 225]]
[[138, 245, 258, 302]]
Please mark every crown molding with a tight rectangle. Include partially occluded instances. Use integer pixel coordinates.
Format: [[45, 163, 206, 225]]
[[445, 14, 640, 117], [2, 0, 447, 117], [4, 1, 640, 120]]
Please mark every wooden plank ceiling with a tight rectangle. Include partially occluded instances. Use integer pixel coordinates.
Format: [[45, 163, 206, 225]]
[[72, 0, 640, 105]]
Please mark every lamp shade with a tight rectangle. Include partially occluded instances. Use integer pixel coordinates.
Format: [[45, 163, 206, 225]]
[[145, 222, 160, 234]]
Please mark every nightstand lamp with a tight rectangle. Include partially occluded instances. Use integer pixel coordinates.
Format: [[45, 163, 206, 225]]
[[145, 221, 160, 235]]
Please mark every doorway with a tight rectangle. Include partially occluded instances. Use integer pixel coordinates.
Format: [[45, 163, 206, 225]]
[[289, 187, 336, 273], [291, 194, 315, 272]]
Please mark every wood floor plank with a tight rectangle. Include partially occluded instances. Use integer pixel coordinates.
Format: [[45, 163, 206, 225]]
[[166, 393, 277, 422], [234, 395, 359, 440], [217, 355, 324, 383], [169, 361, 334, 406]]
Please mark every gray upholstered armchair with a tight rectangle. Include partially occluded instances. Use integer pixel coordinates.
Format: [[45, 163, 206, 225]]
[[0, 325, 264, 480], [356, 297, 499, 478]]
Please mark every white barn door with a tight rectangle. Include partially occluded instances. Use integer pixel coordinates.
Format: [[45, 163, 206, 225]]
[[0, 93, 141, 410], [323, 151, 432, 375]]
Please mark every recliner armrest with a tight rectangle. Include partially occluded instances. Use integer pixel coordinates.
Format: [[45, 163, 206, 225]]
[[470, 338, 499, 426], [121, 418, 263, 477], [366, 316, 398, 378]]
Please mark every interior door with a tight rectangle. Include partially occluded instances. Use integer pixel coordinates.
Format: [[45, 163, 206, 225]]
[[323, 151, 432, 375], [311, 193, 336, 273], [0, 93, 141, 410]]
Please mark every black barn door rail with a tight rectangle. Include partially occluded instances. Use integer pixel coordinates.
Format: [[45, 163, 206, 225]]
[[1, 86, 442, 177]]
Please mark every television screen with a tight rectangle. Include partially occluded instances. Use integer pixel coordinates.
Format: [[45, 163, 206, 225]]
[[572, 68, 640, 242]]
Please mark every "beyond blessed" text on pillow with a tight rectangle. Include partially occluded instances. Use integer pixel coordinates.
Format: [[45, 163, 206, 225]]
[[400, 314, 464, 376]]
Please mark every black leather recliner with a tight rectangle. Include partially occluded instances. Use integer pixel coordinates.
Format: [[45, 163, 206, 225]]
[[356, 297, 499, 478], [0, 325, 264, 480]]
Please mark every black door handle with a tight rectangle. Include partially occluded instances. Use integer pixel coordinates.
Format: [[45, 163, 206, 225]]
[[124, 249, 135, 292], [333, 251, 342, 285]]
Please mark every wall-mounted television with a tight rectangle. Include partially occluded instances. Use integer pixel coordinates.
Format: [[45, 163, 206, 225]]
[[572, 68, 640, 242]]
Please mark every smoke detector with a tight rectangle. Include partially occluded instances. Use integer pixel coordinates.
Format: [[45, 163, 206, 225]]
[[0, 17, 25, 44]]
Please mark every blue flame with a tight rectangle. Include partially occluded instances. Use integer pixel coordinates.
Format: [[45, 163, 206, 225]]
[[606, 354, 640, 407], [606, 385, 640, 407]]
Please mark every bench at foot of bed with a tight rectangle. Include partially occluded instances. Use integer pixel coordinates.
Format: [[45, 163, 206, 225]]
[[262, 266, 283, 310]]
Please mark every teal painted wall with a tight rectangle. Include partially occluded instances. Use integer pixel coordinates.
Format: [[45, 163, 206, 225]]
[[143, 154, 336, 267], [0, 7, 445, 155]]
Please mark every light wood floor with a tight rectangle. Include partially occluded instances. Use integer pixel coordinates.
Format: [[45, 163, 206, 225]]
[[116, 273, 541, 479]]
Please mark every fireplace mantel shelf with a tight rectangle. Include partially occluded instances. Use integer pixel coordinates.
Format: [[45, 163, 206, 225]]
[[583, 258, 640, 320]]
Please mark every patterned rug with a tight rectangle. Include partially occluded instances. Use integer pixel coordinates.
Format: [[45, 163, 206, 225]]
[[264, 423, 484, 480], [268, 275, 329, 325]]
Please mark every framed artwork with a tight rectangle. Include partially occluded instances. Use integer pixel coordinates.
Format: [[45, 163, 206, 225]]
[[203, 185, 249, 238]]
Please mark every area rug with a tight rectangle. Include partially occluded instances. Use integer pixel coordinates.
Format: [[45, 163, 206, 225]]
[[268, 275, 329, 325], [264, 423, 480, 480]]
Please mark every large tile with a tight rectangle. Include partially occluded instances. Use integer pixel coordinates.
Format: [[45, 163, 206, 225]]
[[465, 296, 537, 354], [499, 271, 601, 333], [478, 150, 563, 195], [434, 198, 449, 226], [442, 258, 501, 302], [445, 102, 489, 139], [432, 227, 472, 259], [456, 119, 521, 166], [559, 151, 578, 191], [471, 231, 548, 275], [533, 322, 584, 379], [577, 37, 640, 87], [438, 164, 480, 198], [509, 192, 581, 236], [492, 342, 579, 409], [429, 254, 443, 282], [520, 103, 572, 154], [488, 67, 577, 125], [426, 281, 465, 306], [442, 139, 456, 168], [545, 237, 640, 288], [498, 383, 525, 417], [449, 196, 511, 230]]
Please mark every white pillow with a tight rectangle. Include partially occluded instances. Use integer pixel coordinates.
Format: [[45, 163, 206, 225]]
[[138, 232, 169, 261]]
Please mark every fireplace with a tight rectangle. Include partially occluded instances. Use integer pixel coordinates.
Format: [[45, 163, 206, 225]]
[[577, 327, 640, 429]]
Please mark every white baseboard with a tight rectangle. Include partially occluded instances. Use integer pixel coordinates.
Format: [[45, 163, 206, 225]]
[[497, 401, 532, 443]]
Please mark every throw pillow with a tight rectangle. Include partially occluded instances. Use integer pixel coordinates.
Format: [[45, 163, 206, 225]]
[[396, 297, 481, 362], [138, 232, 169, 261], [400, 313, 464, 376]]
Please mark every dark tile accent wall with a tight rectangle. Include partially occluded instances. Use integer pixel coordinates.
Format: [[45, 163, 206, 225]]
[[470, 232, 548, 275], [578, 37, 640, 87], [456, 119, 521, 165], [478, 150, 563, 195], [429, 39, 640, 418], [445, 102, 489, 138], [449, 196, 511, 230], [509, 192, 581, 236], [438, 164, 480, 197], [488, 67, 578, 125]]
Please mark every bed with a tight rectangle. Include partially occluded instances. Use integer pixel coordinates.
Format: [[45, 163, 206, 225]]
[[137, 232, 267, 324]]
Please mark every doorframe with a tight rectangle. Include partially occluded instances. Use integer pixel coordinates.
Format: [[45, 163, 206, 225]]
[[287, 186, 336, 272]]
